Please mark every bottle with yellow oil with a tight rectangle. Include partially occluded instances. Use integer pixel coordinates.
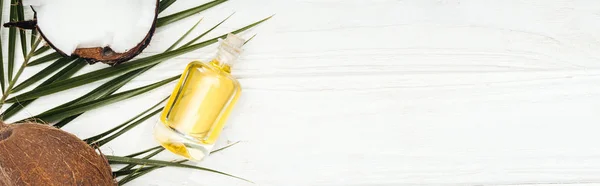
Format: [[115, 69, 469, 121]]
[[153, 33, 245, 161]]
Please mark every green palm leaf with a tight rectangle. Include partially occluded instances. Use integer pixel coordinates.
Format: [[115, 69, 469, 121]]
[[32, 45, 50, 56], [117, 148, 165, 173], [2, 59, 85, 119], [27, 76, 179, 122], [92, 107, 163, 147], [83, 97, 167, 144], [16, 1, 27, 57], [116, 142, 240, 184], [28, 52, 63, 66], [166, 17, 203, 51], [158, 0, 177, 13], [51, 73, 149, 128], [125, 146, 163, 158], [7, 0, 17, 82], [6, 16, 271, 103], [11, 57, 77, 92], [0, 37, 43, 110], [107, 156, 250, 182], [115, 160, 186, 184], [181, 13, 234, 48], [30, 29, 37, 48]]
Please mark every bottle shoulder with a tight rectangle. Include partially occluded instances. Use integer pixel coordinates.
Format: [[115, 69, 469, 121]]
[[187, 61, 240, 85]]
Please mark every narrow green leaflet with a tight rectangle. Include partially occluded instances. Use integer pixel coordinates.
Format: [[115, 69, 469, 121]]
[[2, 59, 85, 119], [115, 143, 240, 184], [166, 17, 203, 51], [7, 0, 17, 82], [16, 1, 27, 57], [0, 37, 43, 110], [244, 34, 257, 45], [12, 57, 77, 92], [158, 0, 177, 13], [50, 71, 145, 113], [52, 74, 143, 128], [28, 52, 63, 66], [156, 0, 227, 27], [31, 29, 37, 48], [92, 107, 163, 147], [84, 97, 168, 144], [115, 160, 186, 184], [6, 16, 271, 103], [52, 115, 77, 128], [32, 45, 50, 56], [211, 141, 241, 154], [27, 76, 178, 122], [124, 146, 163, 158], [180, 13, 234, 48], [117, 148, 165, 172], [107, 156, 250, 182]]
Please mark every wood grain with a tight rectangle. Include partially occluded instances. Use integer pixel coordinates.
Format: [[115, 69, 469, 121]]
[[6, 0, 600, 185]]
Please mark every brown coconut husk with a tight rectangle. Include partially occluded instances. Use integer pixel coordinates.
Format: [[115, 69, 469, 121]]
[[0, 122, 115, 185]]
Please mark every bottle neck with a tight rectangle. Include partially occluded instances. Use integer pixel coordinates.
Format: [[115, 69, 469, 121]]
[[210, 34, 245, 73], [209, 59, 231, 73]]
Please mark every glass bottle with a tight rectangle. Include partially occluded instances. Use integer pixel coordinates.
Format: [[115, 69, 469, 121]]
[[153, 33, 245, 161]]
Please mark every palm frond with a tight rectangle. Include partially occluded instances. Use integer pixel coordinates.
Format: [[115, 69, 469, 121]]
[[84, 97, 167, 144], [32, 45, 50, 56], [16, 1, 27, 57], [117, 148, 165, 172], [92, 107, 163, 147], [6, 16, 271, 103], [115, 159, 186, 184], [2, 59, 85, 119], [181, 13, 234, 48], [107, 155, 250, 182], [30, 29, 37, 48], [28, 52, 63, 66], [11, 57, 77, 92], [27, 76, 178, 122], [115, 142, 240, 184], [166, 17, 203, 51], [125, 146, 163, 158], [7, 0, 17, 82]]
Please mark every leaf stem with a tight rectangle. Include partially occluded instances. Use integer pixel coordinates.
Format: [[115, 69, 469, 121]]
[[0, 36, 43, 111]]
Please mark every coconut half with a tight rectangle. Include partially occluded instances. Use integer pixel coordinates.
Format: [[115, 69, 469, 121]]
[[0, 122, 115, 185], [6, 0, 159, 65]]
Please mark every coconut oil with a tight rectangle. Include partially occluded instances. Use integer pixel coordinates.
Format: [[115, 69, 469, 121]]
[[154, 34, 244, 161]]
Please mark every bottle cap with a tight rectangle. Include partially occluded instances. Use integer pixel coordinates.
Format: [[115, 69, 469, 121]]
[[216, 33, 246, 66]]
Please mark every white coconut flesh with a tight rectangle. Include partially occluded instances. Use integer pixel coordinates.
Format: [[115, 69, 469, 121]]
[[25, 0, 157, 55]]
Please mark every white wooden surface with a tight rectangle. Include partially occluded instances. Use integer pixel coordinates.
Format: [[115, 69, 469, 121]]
[[8, 0, 600, 185]]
